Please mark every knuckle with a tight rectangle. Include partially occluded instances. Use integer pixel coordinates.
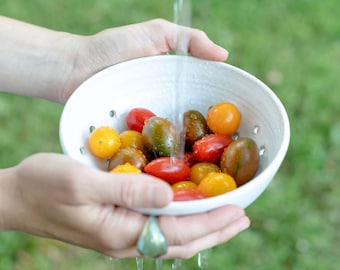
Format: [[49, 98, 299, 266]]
[[119, 179, 139, 206]]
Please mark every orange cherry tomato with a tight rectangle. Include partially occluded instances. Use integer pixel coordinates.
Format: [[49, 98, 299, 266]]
[[88, 126, 121, 159], [172, 181, 197, 191], [190, 162, 221, 185], [207, 102, 241, 136], [198, 172, 237, 197]]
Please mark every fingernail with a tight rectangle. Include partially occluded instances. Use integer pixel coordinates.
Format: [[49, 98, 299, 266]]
[[238, 216, 251, 232]]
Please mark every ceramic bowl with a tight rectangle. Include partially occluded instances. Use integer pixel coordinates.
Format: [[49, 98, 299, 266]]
[[59, 55, 290, 216]]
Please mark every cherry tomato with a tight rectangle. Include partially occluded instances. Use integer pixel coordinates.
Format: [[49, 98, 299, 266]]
[[193, 134, 233, 163], [172, 181, 197, 191], [108, 147, 147, 171], [190, 162, 221, 185], [173, 189, 207, 201], [119, 130, 144, 151], [126, 108, 156, 133], [207, 102, 241, 136], [220, 137, 259, 186], [88, 126, 121, 159], [143, 157, 191, 184], [142, 116, 180, 158], [110, 163, 142, 173], [198, 172, 237, 197]]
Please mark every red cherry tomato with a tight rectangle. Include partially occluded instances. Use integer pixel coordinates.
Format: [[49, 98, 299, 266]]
[[125, 108, 156, 132], [144, 157, 191, 184], [173, 189, 207, 201], [193, 134, 233, 163]]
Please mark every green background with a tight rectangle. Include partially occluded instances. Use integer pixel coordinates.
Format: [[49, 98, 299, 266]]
[[1, 0, 339, 269]]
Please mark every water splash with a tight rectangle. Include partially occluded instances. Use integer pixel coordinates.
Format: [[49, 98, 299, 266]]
[[197, 249, 211, 269], [173, 0, 192, 52], [108, 257, 124, 270], [135, 257, 144, 270], [172, 259, 184, 269], [171, 0, 192, 161]]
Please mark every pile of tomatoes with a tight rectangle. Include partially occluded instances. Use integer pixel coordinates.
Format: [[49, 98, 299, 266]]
[[88, 102, 260, 201]]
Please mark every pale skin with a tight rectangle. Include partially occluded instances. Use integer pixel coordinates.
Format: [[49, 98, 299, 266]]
[[0, 16, 250, 259]]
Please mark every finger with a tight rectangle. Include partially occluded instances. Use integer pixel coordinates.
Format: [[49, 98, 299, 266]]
[[164, 215, 250, 259], [159, 205, 246, 246], [89, 207, 146, 258], [149, 19, 229, 61], [101, 208, 250, 259], [87, 171, 173, 209]]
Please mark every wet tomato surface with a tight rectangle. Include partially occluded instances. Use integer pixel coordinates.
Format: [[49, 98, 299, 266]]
[[193, 134, 233, 163], [143, 157, 191, 185]]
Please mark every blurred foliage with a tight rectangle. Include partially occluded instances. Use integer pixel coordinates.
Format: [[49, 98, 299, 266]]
[[1, 0, 339, 269]]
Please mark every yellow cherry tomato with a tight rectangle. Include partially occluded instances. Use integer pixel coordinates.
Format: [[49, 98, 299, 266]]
[[190, 162, 221, 185], [198, 172, 237, 197], [88, 126, 121, 159], [119, 130, 144, 151], [172, 181, 197, 191], [110, 163, 142, 173], [207, 102, 241, 136]]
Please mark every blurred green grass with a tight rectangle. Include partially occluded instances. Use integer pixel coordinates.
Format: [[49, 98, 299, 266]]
[[1, 0, 339, 269]]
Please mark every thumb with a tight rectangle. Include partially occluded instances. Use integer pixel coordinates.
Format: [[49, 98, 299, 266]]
[[88, 171, 173, 209]]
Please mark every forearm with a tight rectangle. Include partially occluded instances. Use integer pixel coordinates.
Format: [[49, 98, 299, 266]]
[[0, 16, 80, 103]]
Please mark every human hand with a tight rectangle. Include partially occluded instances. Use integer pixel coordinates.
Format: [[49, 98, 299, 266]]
[[1, 17, 228, 104], [1, 153, 249, 259], [60, 18, 229, 103]]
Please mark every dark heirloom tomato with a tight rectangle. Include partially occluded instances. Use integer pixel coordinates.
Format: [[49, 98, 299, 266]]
[[193, 134, 233, 163], [125, 108, 156, 133], [183, 110, 208, 151], [108, 147, 147, 171], [220, 137, 259, 186], [173, 189, 207, 201], [143, 157, 191, 184], [142, 116, 180, 158]]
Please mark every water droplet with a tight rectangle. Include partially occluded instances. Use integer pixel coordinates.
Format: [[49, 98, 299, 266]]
[[259, 145, 266, 156], [137, 216, 168, 258], [109, 110, 116, 118], [136, 257, 144, 270], [172, 259, 184, 269], [108, 257, 124, 270], [79, 146, 86, 155], [197, 249, 211, 269], [154, 259, 163, 270], [253, 125, 260, 135]]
